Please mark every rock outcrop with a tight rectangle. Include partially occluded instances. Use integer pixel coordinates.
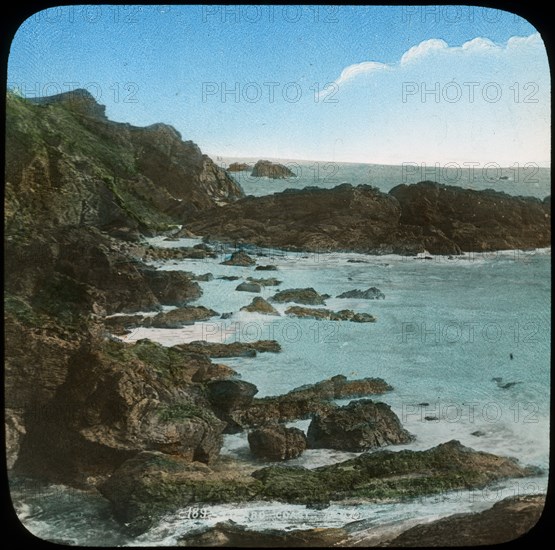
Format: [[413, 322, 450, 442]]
[[285, 306, 376, 322], [251, 160, 296, 179], [248, 425, 307, 461], [271, 287, 327, 305], [337, 287, 385, 300], [221, 250, 256, 266], [186, 183, 550, 254], [6, 91, 243, 238], [240, 297, 280, 315], [385, 494, 545, 547], [175, 340, 281, 358], [227, 162, 250, 172], [307, 399, 413, 451]]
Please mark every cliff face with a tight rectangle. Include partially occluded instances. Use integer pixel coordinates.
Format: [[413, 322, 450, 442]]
[[187, 182, 551, 254], [5, 90, 243, 238], [4, 90, 243, 479]]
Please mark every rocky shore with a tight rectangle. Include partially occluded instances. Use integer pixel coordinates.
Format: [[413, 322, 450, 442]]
[[5, 91, 548, 543]]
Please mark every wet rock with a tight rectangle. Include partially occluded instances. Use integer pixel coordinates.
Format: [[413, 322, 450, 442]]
[[385, 495, 546, 547], [285, 306, 376, 322], [221, 251, 256, 266], [218, 275, 240, 281], [207, 380, 259, 412], [240, 297, 280, 316], [307, 399, 414, 451], [178, 522, 347, 547], [337, 287, 385, 300], [193, 272, 214, 282], [255, 265, 278, 271], [271, 288, 327, 305], [174, 340, 281, 358], [147, 306, 219, 328], [248, 425, 307, 461], [236, 282, 262, 293], [246, 277, 282, 286], [99, 452, 261, 534]]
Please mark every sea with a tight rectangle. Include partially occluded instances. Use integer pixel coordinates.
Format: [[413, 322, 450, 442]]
[[10, 160, 551, 545]]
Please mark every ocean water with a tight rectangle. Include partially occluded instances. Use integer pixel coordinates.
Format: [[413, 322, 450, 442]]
[[11, 169, 550, 545], [216, 157, 551, 200]]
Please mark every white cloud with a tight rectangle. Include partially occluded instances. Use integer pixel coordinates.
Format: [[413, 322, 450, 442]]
[[322, 33, 542, 98], [400, 38, 448, 65]]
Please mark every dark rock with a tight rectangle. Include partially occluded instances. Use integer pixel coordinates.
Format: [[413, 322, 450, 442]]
[[271, 288, 326, 305], [240, 297, 280, 316], [187, 182, 550, 254], [193, 272, 213, 282], [425, 415, 439, 421], [255, 265, 278, 271], [178, 522, 347, 547], [236, 282, 262, 293], [246, 277, 282, 286], [147, 306, 219, 328], [220, 312, 233, 319], [221, 250, 256, 266], [175, 340, 281, 358], [248, 426, 307, 461], [471, 430, 486, 437], [227, 162, 251, 172], [251, 160, 296, 179], [253, 440, 540, 507], [285, 306, 376, 322], [218, 275, 240, 281], [385, 495, 545, 547], [99, 453, 261, 534], [207, 380, 259, 412], [337, 287, 385, 300], [307, 399, 413, 451]]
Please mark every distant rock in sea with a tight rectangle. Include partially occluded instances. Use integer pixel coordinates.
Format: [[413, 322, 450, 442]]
[[228, 162, 251, 172], [251, 160, 296, 179]]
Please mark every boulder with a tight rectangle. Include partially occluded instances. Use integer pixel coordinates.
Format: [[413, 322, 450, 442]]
[[255, 265, 278, 271], [248, 426, 307, 461], [221, 251, 256, 266], [271, 287, 327, 305], [207, 380, 259, 412], [337, 287, 385, 300], [218, 275, 240, 281], [240, 297, 280, 316], [227, 162, 250, 172], [307, 399, 413, 451], [236, 282, 262, 293]]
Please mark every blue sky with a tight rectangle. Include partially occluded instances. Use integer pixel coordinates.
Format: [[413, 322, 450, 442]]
[[8, 5, 550, 165]]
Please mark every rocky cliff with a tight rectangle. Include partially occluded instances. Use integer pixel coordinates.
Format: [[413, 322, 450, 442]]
[[187, 182, 550, 254], [4, 90, 243, 480], [6, 89, 243, 239]]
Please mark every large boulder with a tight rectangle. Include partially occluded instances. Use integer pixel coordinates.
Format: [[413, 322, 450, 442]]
[[307, 399, 413, 451], [271, 288, 327, 305], [240, 297, 280, 316], [248, 426, 307, 461], [147, 306, 218, 328]]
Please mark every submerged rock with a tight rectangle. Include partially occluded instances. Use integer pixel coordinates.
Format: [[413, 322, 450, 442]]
[[248, 425, 307, 461], [307, 399, 413, 451], [337, 287, 385, 300], [221, 250, 256, 266], [255, 265, 278, 271], [271, 287, 327, 305], [240, 297, 280, 316]]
